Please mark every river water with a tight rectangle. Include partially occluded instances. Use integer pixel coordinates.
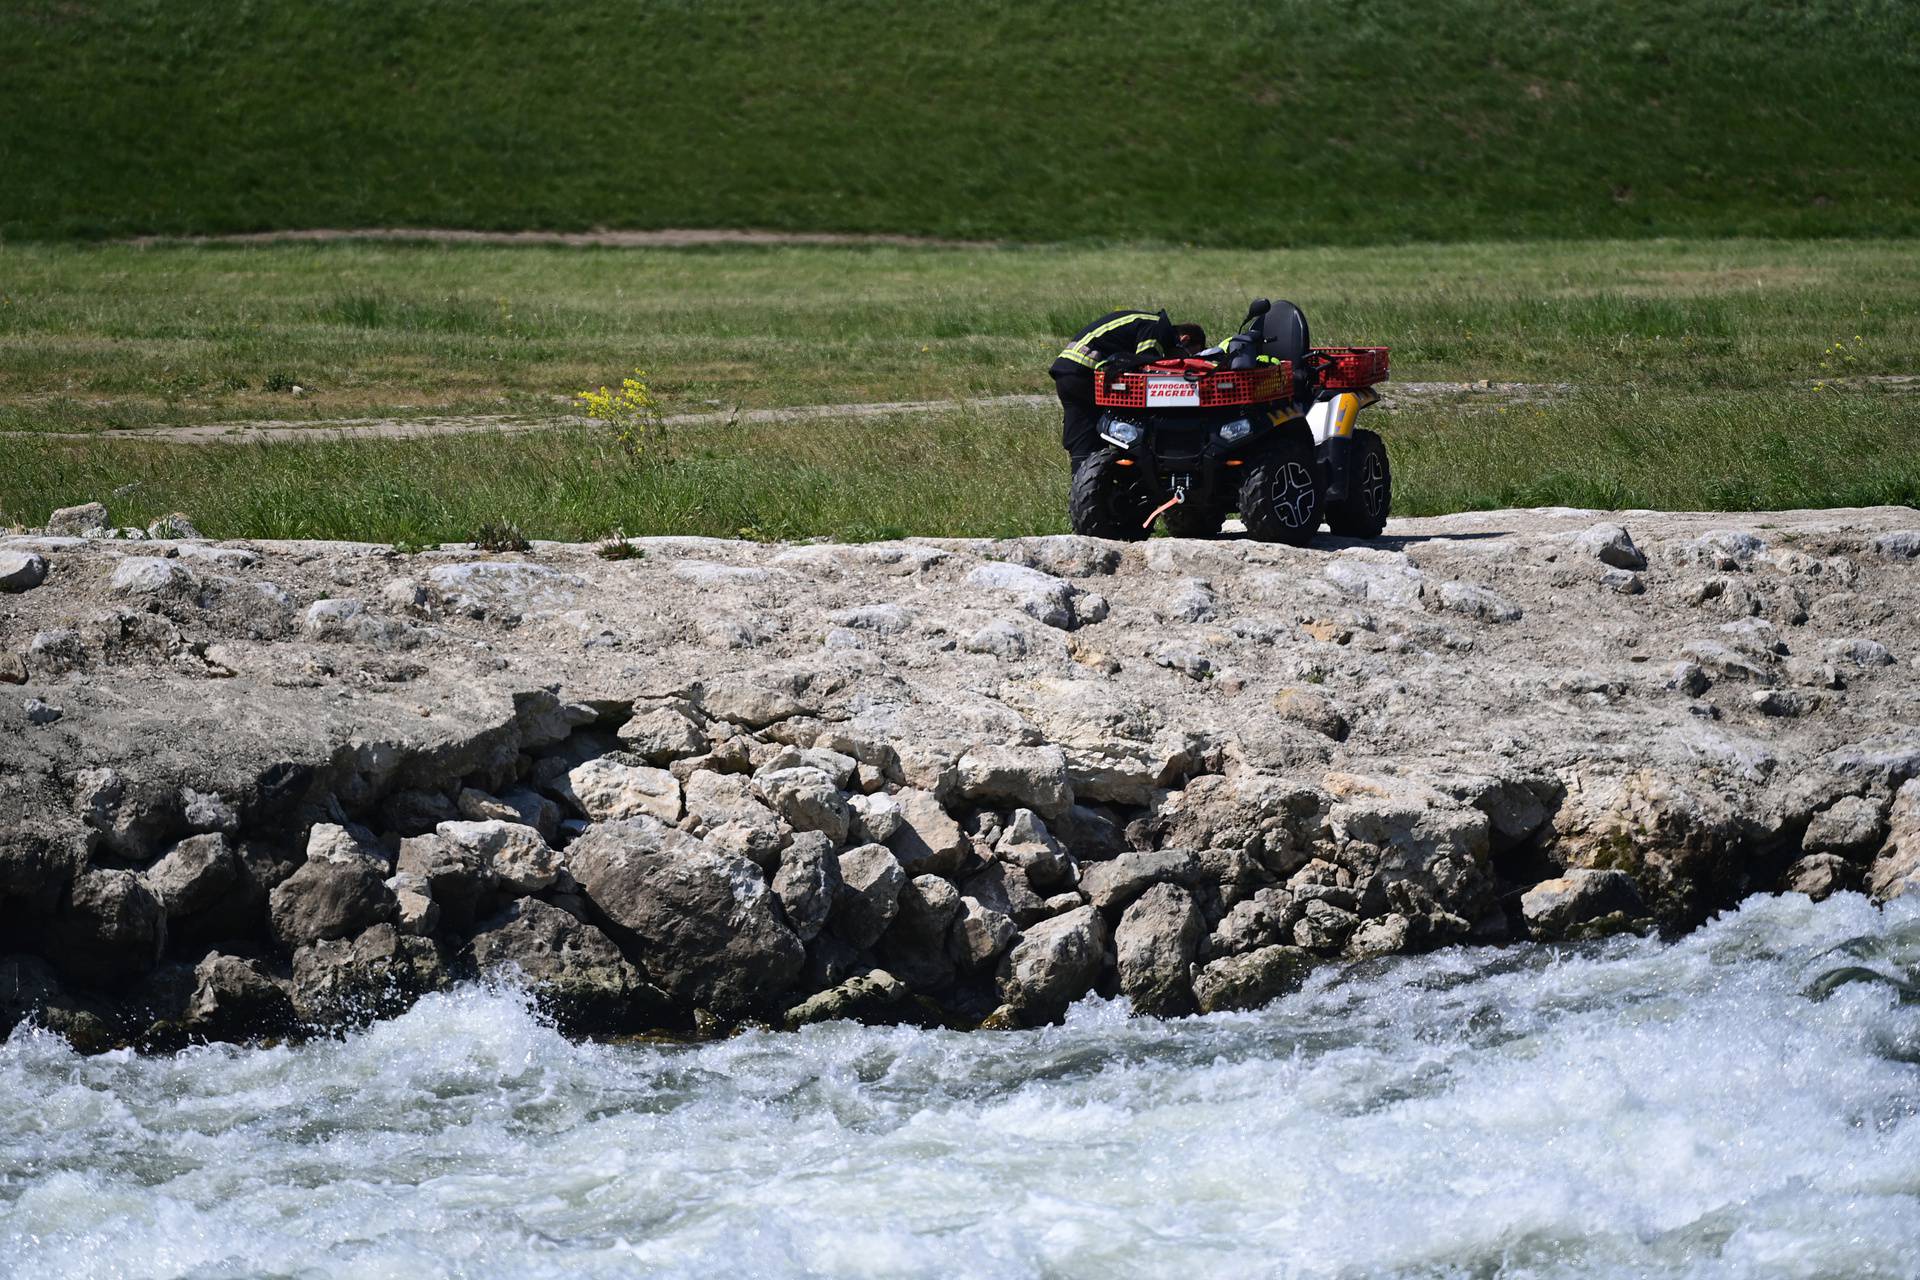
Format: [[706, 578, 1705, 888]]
[[6, 891, 1920, 1280]]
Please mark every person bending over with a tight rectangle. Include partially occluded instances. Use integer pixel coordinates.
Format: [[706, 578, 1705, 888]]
[[1049, 309, 1207, 467]]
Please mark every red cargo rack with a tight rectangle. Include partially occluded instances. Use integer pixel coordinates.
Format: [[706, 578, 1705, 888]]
[[1314, 347, 1390, 388], [1095, 361, 1290, 409]]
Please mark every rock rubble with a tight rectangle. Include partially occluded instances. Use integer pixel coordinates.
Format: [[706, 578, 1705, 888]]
[[2, 504, 1918, 1049]]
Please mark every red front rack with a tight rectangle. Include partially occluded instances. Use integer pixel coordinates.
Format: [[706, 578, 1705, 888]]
[[1095, 361, 1291, 409]]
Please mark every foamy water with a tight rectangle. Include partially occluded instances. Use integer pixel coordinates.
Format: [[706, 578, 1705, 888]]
[[7, 892, 1920, 1279]]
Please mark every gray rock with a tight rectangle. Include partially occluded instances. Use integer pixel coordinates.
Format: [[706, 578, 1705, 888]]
[[754, 766, 851, 845], [566, 817, 804, 1017], [964, 561, 1092, 630], [46, 869, 167, 985], [0, 551, 48, 593], [771, 831, 842, 942], [388, 871, 441, 936], [961, 859, 1049, 926], [23, 697, 60, 725], [180, 787, 238, 834], [617, 706, 710, 763], [1870, 531, 1920, 560], [1803, 794, 1887, 855], [1208, 887, 1300, 957], [1293, 898, 1361, 952], [455, 787, 521, 823], [1078, 848, 1201, 913], [394, 831, 490, 931], [468, 899, 672, 1033], [141, 833, 242, 919], [290, 924, 447, 1026], [1114, 884, 1203, 1017], [1345, 912, 1411, 958], [956, 744, 1072, 818], [832, 843, 906, 948], [950, 895, 1018, 971], [1436, 581, 1523, 623], [993, 808, 1075, 892], [1575, 523, 1646, 570], [559, 756, 683, 823], [883, 788, 969, 875], [46, 502, 108, 536], [848, 791, 905, 843], [964, 618, 1031, 659], [878, 874, 962, 990], [268, 856, 398, 950], [1782, 853, 1858, 902], [1825, 638, 1895, 668], [1519, 868, 1646, 939], [1156, 579, 1219, 624], [436, 819, 560, 894], [995, 905, 1108, 1021], [1868, 780, 1920, 901], [784, 969, 932, 1030], [1192, 945, 1315, 1013], [185, 952, 296, 1041], [681, 770, 786, 869]]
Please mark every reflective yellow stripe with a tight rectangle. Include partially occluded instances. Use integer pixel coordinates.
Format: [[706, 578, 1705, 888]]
[[1059, 313, 1159, 369], [1134, 338, 1163, 355]]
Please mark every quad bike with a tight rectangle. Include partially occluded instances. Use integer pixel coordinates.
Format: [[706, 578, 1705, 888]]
[[1068, 299, 1391, 545]]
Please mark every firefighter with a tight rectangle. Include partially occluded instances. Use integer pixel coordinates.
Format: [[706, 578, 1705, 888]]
[[1050, 310, 1207, 467]]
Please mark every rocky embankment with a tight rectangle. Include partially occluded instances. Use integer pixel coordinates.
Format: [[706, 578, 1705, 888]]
[[2, 502, 1918, 1050]]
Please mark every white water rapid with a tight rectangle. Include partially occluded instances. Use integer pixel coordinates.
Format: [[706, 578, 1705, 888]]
[[6, 892, 1920, 1279]]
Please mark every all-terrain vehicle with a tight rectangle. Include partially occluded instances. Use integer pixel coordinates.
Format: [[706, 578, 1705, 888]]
[[1068, 299, 1391, 545]]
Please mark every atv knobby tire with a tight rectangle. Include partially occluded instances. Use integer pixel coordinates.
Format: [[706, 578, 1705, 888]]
[[1162, 502, 1228, 539], [1324, 428, 1391, 538], [1069, 448, 1154, 542], [1238, 424, 1324, 546]]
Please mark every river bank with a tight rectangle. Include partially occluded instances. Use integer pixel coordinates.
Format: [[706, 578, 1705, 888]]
[[2, 506, 1917, 1047]]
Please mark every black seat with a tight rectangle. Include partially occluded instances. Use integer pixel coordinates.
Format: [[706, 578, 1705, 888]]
[[1259, 300, 1311, 364]]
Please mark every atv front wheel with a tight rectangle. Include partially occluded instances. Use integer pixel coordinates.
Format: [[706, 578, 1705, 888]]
[[1324, 429, 1391, 538], [1069, 449, 1154, 542], [1162, 502, 1228, 539], [1238, 425, 1324, 546]]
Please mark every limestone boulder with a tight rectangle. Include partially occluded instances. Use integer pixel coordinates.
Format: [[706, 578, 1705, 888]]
[[291, 924, 447, 1025], [832, 843, 906, 949], [269, 856, 398, 951], [565, 816, 804, 1017], [1519, 868, 1648, 940], [558, 756, 682, 824], [754, 766, 851, 845], [46, 869, 167, 986], [1114, 884, 1203, 1017], [1192, 945, 1315, 1013], [771, 831, 842, 942], [883, 788, 969, 876], [467, 899, 672, 1034], [995, 905, 1108, 1022]]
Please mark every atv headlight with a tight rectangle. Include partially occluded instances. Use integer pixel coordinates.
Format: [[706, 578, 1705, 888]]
[[1102, 419, 1143, 447], [1218, 417, 1253, 444]]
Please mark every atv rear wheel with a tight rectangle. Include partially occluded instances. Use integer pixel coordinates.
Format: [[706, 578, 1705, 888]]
[[1161, 501, 1228, 539], [1238, 424, 1324, 546], [1069, 449, 1154, 542], [1324, 429, 1391, 538]]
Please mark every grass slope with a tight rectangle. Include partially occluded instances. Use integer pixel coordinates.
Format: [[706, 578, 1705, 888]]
[[3, 0, 1917, 245]]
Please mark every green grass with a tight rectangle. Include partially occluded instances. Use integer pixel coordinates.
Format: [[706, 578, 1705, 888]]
[[3, 0, 1918, 246], [4, 390, 1914, 546], [1, 238, 1913, 541], [2, 238, 1915, 432]]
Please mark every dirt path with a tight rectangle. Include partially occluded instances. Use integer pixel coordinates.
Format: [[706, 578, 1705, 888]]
[[123, 227, 1002, 250], [5, 383, 1574, 447]]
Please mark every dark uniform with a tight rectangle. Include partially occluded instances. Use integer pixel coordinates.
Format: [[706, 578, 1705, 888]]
[[1050, 309, 1183, 465]]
